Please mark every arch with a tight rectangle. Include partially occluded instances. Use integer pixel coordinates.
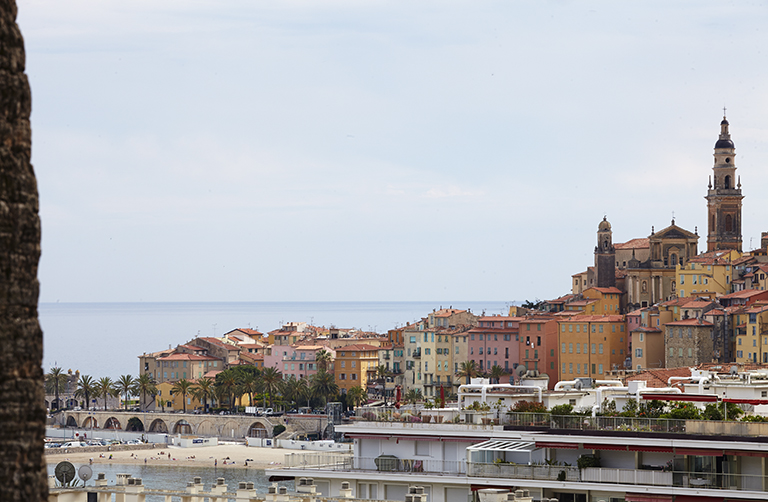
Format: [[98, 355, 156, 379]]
[[641, 280, 648, 293], [148, 418, 168, 433], [126, 417, 144, 432], [104, 417, 122, 430], [724, 175, 731, 189], [196, 420, 218, 436], [248, 422, 267, 438], [173, 419, 192, 435], [221, 420, 244, 438], [65, 416, 78, 428], [82, 417, 98, 429], [725, 214, 733, 232]]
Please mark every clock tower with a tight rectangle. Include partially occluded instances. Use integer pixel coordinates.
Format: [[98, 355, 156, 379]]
[[706, 115, 743, 252]]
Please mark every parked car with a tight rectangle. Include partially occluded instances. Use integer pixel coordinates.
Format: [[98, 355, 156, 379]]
[[62, 441, 86, 448]]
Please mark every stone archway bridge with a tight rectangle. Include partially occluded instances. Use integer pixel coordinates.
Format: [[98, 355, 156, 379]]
[[54, 411, 327, 439]]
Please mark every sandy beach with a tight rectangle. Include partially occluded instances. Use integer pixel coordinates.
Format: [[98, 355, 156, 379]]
[[46, 443, 292, 470]]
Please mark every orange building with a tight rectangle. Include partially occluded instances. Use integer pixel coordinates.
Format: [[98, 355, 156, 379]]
[[333, 344, 380, 393], [557, 315, 627, 380]]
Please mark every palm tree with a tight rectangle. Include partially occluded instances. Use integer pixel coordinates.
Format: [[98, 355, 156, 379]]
[[296, 377, 311, 408], [489, 364, 506, 385], [191, 377, 215, 413], [260, 367, 283, 408], [217, 371, 238, 410], [404, 388, 422, 404], [116, 374, 136, 411], [135, 373, 158, 411], [74, 375, 96, 410], [315, 350, 332, 373], [46, 367, 68, 411], [456, 360, 478, 385], [310, 370, 339, 407], [94, 377, 116, 411], [240, 370, 260, 409], [170, 379, 194, 413], [347, 386, 368, 409]]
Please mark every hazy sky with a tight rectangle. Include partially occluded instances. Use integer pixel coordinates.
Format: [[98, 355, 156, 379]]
[[19, 1, 768, 303]]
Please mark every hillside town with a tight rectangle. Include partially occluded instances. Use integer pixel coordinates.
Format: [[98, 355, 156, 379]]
[[77, 116, 761, 413]]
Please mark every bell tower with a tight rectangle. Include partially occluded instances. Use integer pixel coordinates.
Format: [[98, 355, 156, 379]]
[[706, 114, 743, 252], [595, 216, 616, 288]]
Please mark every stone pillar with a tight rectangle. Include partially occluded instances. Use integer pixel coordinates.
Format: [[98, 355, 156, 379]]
[[0, 1, 46, 501]]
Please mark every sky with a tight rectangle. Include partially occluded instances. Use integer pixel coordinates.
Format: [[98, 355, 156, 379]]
[[18, 1, 768, 304]]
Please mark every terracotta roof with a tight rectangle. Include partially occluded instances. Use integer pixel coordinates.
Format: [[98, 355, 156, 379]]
[[432, 308, 467, 317], [158, 353, 219, 361], [687, 250, 733, 265], [705, 309, 726, 316], [721, 289, 768, 299], [199, 337, 240, 350], [627, 367, 695, 389], [559, 315, 625, 322], [615, 238, 649, 250], [681, 301, 715, 309], [588, 287, 622, 294]]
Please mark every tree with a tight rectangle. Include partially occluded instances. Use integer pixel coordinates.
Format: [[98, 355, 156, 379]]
[[94, 377, 116, 411], [260, 367, 283, 408], [74, 375, 96, 410], [404, 388, 422, 404], [282, 376, 307, 411], [347, 386, 368, 409], [512, 400, 547, 413], [46, 367, 68, 411], [489, 364, 506, 384], [315, 350, 332, 373], [216, 371, 238, 410], [310, 370, 339, 407], [171, 379, 194, 413], [456, 361, 478, 385], [192, 377, 215, 413], [116, 375, 136, 411], [0, 5, 47, 498], [135, 373, 157, 411]]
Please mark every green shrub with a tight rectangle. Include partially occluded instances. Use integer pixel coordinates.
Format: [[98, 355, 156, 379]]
[[549, 404, 574, 416], [272, 424, 286, 437]]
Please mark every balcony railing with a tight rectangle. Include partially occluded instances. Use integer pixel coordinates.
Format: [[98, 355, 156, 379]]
[[283, 453, 464, 475], [468, 463, 768, 492], [412, 350, 421, 358]]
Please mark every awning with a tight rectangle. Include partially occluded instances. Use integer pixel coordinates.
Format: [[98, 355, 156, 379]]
[[624, 495, 673, 502], [723, 398, 768, 405], [535, 441, 579, 449], [468, 440, 538, 453], [641, 393, 718, 403]]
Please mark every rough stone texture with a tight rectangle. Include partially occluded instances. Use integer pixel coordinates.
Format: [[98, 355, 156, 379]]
[[0, 1, 47, 500]]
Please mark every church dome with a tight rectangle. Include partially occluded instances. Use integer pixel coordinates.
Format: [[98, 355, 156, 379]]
[[715, 138, 734, 149], [598, 217, 611, 231]]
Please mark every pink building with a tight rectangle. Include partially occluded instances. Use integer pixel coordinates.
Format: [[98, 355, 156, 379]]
[[281, 345, 334, 380], [467, 316, 521, 373]]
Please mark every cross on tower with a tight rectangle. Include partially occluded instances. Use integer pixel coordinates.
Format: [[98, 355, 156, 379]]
[[723, 106, 727, 118]]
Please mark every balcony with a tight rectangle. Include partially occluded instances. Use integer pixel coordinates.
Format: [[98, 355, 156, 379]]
[[383, 353, 390, 360], [283, 453, 464, 475], [412, 349, 421, 358]]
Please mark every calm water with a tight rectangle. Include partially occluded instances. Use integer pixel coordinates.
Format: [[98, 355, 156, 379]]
[[40, 301, 513, 379], [46, 463, 292, 501]]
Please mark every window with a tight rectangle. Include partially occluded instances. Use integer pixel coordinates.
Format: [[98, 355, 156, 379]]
[[562, 343, 566, 354], [569, 363, 573, 374], [598, 364, 603, 375], [479, 334, 483, 341], [352, 374, 357, 380], [562, 363, 566, 374], [576, 343, 580, 354], [568, 343, 573, 353], [410, 336, 416, 343], [678, 348, 683, 357], [688, 348, 692, 357], [636, 348, 643, 358], [599, 343, 603, 354], [591, 344, 596, 354], [669, 348, 674, 357]]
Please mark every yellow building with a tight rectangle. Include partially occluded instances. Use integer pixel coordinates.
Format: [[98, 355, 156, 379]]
[[333, 344, 380, 393], [677, 249, 740, 299], [557, 315, 627, 380], [582, 287, 622, 315], [157, 381, 204, 412], [734, 304, 768, 364]]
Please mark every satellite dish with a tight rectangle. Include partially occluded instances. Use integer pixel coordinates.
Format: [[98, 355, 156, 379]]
[[574, 380, 583, 390], [55, 461, 76, 485], [730, 365, 738, 376], [78, 465, 93, 482], [516, 366, 526, 378]]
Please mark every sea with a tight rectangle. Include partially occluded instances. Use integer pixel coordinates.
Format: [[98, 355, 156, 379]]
[[40, 301, 514, 380]]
